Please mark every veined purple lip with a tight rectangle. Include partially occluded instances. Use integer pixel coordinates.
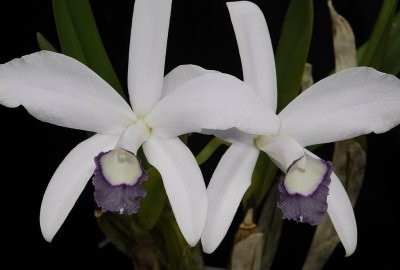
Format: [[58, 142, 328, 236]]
[[277, 158, 332, 225], [92, 149, 148, 215]]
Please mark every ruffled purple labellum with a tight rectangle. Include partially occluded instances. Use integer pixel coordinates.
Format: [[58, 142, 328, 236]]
[[277, 156, 332, 225], [92, 148, 148, 215]]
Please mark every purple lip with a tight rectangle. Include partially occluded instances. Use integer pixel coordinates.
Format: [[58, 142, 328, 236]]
[[277, 159, 332, 225], [92, 150, 148, 215]]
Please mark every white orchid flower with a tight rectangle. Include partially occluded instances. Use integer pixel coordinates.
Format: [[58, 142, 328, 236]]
[[198, 1, 400, 254], [0, 0, 281, 246]]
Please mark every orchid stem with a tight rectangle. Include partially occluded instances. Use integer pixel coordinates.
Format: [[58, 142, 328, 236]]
[[195, 137, 230, 166]]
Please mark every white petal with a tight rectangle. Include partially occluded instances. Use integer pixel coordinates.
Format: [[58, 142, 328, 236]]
[[227, 1, 277, 111], [162, 65, 216, 98], [305, 149, 357, 256], [328, 172, 357, 256], [256, 135, 305, 172], [201, 145, 259, 253], [0, 51, 135, 135], [40, 134, 118, 242], [143, 137, 207, 246], [128, 0, 172, 116], [210, 128, 255, 146], [146, 73, 281, 138], [279, 67, 400, 147]]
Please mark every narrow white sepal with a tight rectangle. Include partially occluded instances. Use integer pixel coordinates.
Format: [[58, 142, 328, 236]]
[[202, 145, 259, 253], [128, 0, 172, 116], [143, 137, 207, 246], [305, 149, 357, 256], [40, 134, 118, 242], [327, 172, 357, 256], [227, 1, 277, 111]]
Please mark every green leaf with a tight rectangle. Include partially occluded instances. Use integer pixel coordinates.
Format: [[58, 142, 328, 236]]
[[356, 42, 368, 63], [137, 167, 167, 230], [36, 32, 57, 52], [52, 0, 125, 98], [357, 11, 400, 75], [358, 0, 398, 69], [275, 0, 313, 112], [382, 11, 400, 75], [243, 152, 277, 210]]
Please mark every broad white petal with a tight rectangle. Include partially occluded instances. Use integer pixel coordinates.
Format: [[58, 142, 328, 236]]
[[162, 65, 217, 98], [227, 1, 277, 111], [146, 73, 281, 138], [328, 172, 357, 256], [209, 128, 255, 146], [40, 134, 118, 242], [305, 149, 357, 256], [128, 0, 172, 116], [202, 145, 259, 253], [256, 135, 305, 172], [279, 67, 400, 147], [143, 137, 207, 246], [0, 51, 135, 135]]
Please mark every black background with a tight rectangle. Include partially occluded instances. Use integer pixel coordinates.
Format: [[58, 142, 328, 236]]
[[0, 0, 399, 269]]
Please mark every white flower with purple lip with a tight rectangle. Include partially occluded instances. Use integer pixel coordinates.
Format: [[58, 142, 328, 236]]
[[0, 0, 281, 246], [199, 1, 400, 254]]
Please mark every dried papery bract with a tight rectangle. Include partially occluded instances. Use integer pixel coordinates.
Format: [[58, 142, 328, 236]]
[[328, 0, 357, 71], [231, 209, 263, 270]]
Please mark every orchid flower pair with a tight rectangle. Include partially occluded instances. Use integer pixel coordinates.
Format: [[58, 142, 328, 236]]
[[0, 0, 279, 246], [1, 0, 400, 257]]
